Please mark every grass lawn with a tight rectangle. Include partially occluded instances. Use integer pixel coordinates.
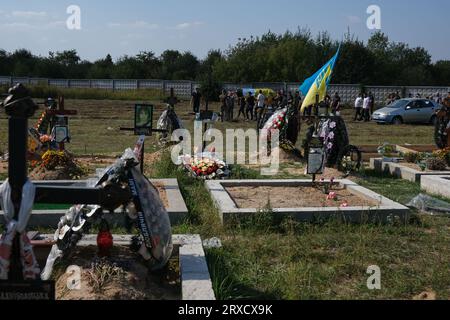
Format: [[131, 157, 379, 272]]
[[0, 98, 447, 300], [147, 151, 450, 300], [0, 98, 435, 156]]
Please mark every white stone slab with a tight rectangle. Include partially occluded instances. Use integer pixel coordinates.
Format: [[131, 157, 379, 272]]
[[421, 175, 450, 199], [0, 179, 188, 226]]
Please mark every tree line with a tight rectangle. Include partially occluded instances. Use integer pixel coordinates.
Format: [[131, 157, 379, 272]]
[[1, 30, 449, 87]]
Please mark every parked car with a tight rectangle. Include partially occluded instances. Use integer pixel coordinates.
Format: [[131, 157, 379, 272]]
[[372, 98, 440, 125]]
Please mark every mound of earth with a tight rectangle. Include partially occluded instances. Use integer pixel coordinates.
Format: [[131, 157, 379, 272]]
[[29, 164, 85, 180], [55, 246, 180, 300]]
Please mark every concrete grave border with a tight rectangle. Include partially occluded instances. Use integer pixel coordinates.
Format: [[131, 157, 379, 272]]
[[421, 175, 450, 200], [370, 158, 449, 183], [205, 179, 410, 224], [0, 179, 188, 227], [37, 234, 215, 300]]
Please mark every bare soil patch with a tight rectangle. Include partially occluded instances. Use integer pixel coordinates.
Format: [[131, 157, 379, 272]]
[[55, 245, 180, 300], [226, 185, 377, 209], [152, 181, 169, 208]]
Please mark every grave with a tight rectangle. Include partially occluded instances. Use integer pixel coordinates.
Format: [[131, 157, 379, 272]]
[[31, 234, 215, 300], [0, 84, 190, 301], [0, 179, 188, 227], [370, 158, 449, 183], [395, 144, 438, 154], [206, 179, 410, 224], [421, 175, 450, 200]]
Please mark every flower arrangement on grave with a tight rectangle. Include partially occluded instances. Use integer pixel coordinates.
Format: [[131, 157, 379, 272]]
[[316, 177, 335, 195], [426, 156, 447, 171], [29, 150, 88, 180], [377, 143, 397, 157], [315, 118, 351, 167], [181, 153, 230, 180], [41, 150, 72, 170], [432, 147, 450, 166], [327, 191, 337, 201], [263, 108, 288, 132]]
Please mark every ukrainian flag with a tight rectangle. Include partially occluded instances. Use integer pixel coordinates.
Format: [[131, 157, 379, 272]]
[[299, 47, 340, 112]]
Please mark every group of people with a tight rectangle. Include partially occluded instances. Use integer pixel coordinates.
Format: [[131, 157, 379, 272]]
[[219, 89, 303, 127], [354, 92, 375, 122], [387, 90, 445, 105]]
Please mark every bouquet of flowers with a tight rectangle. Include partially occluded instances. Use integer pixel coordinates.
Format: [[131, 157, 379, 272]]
[[181, 153, 230, 180], [262, 108, 287, 132]]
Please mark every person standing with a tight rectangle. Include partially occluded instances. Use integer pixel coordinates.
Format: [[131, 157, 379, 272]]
[[294, 91, 301, 111], [354, 94, 363, 121], [191, 87, 202, 114], [237, 94, 246, 120], [331, 92, 341, 115], [362, 93, 371, 122], [434, 92, 442, 105], [246, 92, 255, 121], [256, 90, 266, 126], [219, 90, 227, 122], [369, 91, 375, 115], [225, 91, 235, 122]]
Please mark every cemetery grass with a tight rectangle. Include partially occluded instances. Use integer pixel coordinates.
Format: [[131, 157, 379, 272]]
[[146, 150, 450, 300], [0, 99, 436, 157], [0, 99, 447, 300]]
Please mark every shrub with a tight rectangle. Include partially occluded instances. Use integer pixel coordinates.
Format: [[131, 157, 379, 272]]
[[403, 152, 418, 163], [426, 157, 447, 171]]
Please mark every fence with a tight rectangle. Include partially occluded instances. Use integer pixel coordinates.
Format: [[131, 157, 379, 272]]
[[0, 76, 448, 104]]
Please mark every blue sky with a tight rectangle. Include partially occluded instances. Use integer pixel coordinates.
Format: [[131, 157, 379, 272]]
[[0, 0, 449, 62]]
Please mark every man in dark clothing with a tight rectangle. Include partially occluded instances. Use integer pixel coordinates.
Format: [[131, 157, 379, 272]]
[[225, 92, 235, 121], [191, 88, 202, 114], [369, 92, 375, 115], [331, 92, 341, 114], [294, 91, 302, 111], [219, 90, 227, 122], [237, 95, 246, 120], [246, 92, 255, 121]]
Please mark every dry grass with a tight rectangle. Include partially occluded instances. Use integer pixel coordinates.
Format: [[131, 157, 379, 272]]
[[0, 98, 435, 157]]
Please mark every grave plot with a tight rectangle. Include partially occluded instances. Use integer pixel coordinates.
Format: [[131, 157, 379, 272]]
[[370, 157, 450, 183], [32, 234, 215, 300], [421, 175, 450, 200], [206, 179, 410, 224], [395, 144, 438, 154], [370, 158, 449, 183], [370, 144, 450, 183], [0, 179, 188, 227]]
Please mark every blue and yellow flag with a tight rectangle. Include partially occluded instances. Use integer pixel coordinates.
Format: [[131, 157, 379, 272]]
[[299, 47, 340, 112]]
